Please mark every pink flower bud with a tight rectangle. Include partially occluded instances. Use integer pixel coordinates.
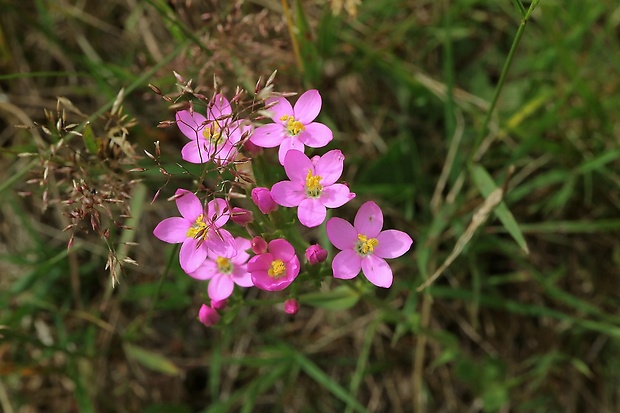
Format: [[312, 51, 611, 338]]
[[211, 299, 227, 310], [305, 244, 328, 265], [198, 304, 220, 327], [243, 139, 262, 156], [284, 298, 299, 315], [251, 187, 278, 214], [251, 236, 268, 254], [230, 207, 253, 225]]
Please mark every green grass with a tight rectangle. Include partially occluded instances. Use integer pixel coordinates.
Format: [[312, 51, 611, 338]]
[[1, 0, 620, 412]]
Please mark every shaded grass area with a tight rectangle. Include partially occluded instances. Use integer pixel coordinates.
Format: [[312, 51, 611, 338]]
[[1, 0, 620, 412]]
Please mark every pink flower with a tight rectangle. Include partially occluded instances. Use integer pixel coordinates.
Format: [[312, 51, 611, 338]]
[[251, 187, 278, 214], [176, 94, 242, 165], [153, 189, 236, 274], [326, 201, 413, 288], [249, 89, 333, 164], [187, 237, 253, 301], [305, 244, 328, 264], [284, 298, 299, 315], [198, 304, 220, 327], [247, 239, 300, 291], [271, 150, 355, 227]]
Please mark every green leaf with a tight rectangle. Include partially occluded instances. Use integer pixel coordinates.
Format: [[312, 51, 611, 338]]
[[471, 165, 529, 254], [123, 343, 181, 376], [299, 285, 360, 310], [82, 122, 99, 155]]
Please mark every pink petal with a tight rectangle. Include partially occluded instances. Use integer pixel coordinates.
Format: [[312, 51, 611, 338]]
[[247, 253, 274, 272], [208, 273, 235, 301], [313, 149, 344, 185], [374, 230, 413, 259], [175, 189, 203, 221], [180, 238, 208, 273], [354, 201, 383, 238], [231, 237, 252, 264], [207, 94, 232, 120], [153, 217, 190, 243], [271, 181, 306, 207], [187, 259, 219, 280], [361, 255, 393, 288], [231, 266, 253, 287], [326, 217, 357, 250], [176, 110, 207, 140], [249, 123, 286, 148], [278, 137, 305, 165], [299, 122, 333, 148], [332, 250, 362, 280], [298, 198, 327, 228], [224, 120, 244, 145], [206, 198, 230, 228], [283, 149, 313, 184], [269, 239, 296, 262], [293, 89, 322, 124], [320, 184, 355, 208], [206, 228, 236, 258], [266, 96, 294, 122], [181, 140, 210, 164]]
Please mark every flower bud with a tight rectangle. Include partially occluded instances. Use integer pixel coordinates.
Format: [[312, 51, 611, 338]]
[[198, 304, 220, 327], [251, 236, 268, 254], [230, 207, 253, 225], [243, 139, 262, 156], [284, 298, 299, 315], [251, 187, 278, 214], [305, 244, 328, 265]]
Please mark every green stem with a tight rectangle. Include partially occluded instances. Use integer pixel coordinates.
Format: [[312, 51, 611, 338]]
[[470, 0, 540, 163]]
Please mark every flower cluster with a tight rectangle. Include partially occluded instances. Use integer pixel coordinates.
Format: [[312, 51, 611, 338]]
[[152, 86, 413, 326]]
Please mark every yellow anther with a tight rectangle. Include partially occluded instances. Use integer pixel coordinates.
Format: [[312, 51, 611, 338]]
[[305, 169, 323, 197], [268, 259, 286, 278], [357, 234, 379, 255], [186, 214, 208, 240], [280, 115, 305, 136], [216, 256, 232, 273], [202, 123, 223, 145]]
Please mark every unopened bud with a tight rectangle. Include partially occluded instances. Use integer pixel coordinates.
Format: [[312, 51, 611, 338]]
[[284, 299, 299, 315], [230, 207, 253, 226], [251, 236, 268, 254], [251, 187, 277, 214], [305, 244, 328, 265], [198, 304, 220, 327], [211, 299, 227, 310]]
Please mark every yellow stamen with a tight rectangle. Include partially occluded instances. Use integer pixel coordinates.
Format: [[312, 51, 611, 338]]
[[305, 169, 323, 198], [280, 115, 305, 136], [357, 234, 379, 255], [202, 123, 224, 146], [268, 259, 286, 278], [186, 214, 208, 240], [216, 256, 232, 273]]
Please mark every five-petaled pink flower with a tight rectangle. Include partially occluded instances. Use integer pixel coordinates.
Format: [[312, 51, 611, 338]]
[[271, 149, 355, 227], [247, 239, 300, 291], [153, 189, 236, 274], [176, 94, 243, 165], [326, 201, 413, 288], [249, 89, 333, 164], [187, 237, 253, 301]]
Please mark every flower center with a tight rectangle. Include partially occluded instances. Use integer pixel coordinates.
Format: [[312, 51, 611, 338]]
[[355, 234, 379, 256], [280, 115, 305, 136], [186, 214, 209, 241], [202, 122, 224, 146], [268, 259, 286, 278], [216, 256, 233, 274], [305, 169, 323, 198]]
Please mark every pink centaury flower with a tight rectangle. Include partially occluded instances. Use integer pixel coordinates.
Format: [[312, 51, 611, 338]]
[[271, 149, 355, 227], [247, 239, 300, 291], [176, 94, 243, 165], [153, 189, 236, 274], [187, 237, 253, 301], [249, 89, 333, 164], [326, 201, 413, 288]]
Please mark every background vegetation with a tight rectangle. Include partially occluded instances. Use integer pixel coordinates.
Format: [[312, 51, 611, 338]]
[[1, 0, 619, 412]]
